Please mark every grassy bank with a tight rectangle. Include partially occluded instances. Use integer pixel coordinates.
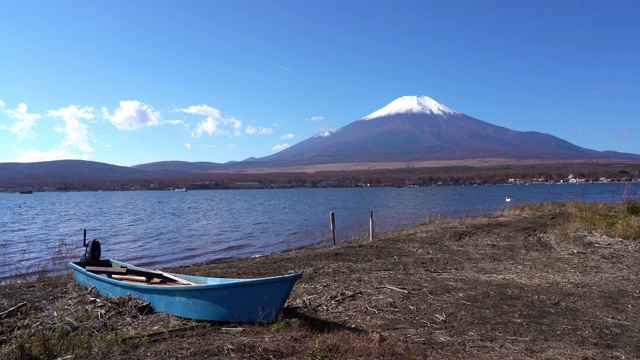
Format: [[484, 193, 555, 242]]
[[503, 199, 640, 241]]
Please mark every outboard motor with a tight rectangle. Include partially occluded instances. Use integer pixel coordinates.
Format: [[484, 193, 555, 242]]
[[81, 229, 101, 264]]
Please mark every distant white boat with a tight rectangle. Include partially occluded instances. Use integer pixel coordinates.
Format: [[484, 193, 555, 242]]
[[175, 188, 187, 192]]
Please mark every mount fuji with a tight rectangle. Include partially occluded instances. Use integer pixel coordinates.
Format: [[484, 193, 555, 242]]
[[253, 95, 639, 165]]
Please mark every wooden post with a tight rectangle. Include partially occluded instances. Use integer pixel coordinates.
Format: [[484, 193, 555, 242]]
[[369, 210, 374, 242], [330, 212, 336, 246]]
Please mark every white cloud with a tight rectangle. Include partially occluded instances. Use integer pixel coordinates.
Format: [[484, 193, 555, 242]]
[[245, 126, 273, 135], [16, 148, 89, 162], [307, 116, 325, 122], [103, 100, 161, 130], [181, 104, 221, 117], [276, 64, 292, 72], [192, 116, 219, 137], [47, 105, 95, 153], [272, 143, 290, 151], [315, 129, 338, 137], [181, 104, 242, 138], [0, 99, 5, 108], [165, 119, 187, 126], [280, 133, 294, 139], [618, 131, 630, 140], [4, 103, 42, 138], [184, 142, 192, 149]]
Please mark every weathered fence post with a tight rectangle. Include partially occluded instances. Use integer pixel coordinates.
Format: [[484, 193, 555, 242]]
[[330, 211, 336, 246], [369, 210, 374, 242]]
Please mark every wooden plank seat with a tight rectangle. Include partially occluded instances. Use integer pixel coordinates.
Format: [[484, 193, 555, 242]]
[[85, 266, 127, 274]]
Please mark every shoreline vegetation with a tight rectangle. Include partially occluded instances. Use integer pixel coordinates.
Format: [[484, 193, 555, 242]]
[[1, 160, 638, 192], [1, 200, 640, 359]]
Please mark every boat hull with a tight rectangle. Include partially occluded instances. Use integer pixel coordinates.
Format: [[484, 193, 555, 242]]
[[70, 260, 302, 323]]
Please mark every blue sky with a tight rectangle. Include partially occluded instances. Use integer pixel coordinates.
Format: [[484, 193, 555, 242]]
[[1, 0, 638, 166]]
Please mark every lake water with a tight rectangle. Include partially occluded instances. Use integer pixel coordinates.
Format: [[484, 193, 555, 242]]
[[1, 183, 639, 282]]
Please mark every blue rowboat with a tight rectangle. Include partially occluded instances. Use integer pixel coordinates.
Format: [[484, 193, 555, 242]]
[[70, 259, 303, 323]]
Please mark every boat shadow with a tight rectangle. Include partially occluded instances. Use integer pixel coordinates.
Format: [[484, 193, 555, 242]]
[[280, 307, 365, 334]]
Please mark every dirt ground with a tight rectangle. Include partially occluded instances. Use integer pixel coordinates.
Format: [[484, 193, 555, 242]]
[[2, 208, 640, 359]]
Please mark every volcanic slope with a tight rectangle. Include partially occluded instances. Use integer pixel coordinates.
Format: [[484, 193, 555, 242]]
[[255, 96, 638, 166]]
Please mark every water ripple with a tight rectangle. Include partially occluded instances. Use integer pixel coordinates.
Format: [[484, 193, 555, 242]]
[[1, 183, 638, 282]]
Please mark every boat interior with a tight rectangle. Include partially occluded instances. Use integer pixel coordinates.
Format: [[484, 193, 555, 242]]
[[74, 260, 196, 285]]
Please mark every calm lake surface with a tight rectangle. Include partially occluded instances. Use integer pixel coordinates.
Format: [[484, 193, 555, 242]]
[[1, 183, 639, 282]]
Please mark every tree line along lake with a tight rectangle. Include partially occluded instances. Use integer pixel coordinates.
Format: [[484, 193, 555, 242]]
[[1, 183, 639, 283]]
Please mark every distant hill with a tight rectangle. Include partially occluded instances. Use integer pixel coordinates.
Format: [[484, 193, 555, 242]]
[[0, 160, 156, 185]]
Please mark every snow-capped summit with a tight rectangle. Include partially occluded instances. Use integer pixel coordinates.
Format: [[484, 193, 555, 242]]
[[360, 95, 460, 120]]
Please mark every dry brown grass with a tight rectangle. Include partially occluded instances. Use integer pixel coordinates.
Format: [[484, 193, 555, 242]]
[[500, 199, 640, 241], [209, 158, 640, 174]]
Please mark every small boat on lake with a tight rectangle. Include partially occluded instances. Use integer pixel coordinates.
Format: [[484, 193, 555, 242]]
[[70, 259, 302, 323], [69, 231, 302, 323]]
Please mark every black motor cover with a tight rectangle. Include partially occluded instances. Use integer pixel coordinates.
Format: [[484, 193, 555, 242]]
[[84, 239, 101, 263]]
